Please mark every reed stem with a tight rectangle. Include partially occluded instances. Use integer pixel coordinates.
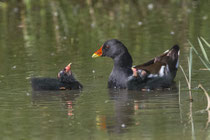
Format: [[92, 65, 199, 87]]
[[198, 84, 210, 110]]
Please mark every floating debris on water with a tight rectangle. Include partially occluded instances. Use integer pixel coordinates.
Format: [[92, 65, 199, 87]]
[[121, 124, 126, 128], [26, 77, 31, 80], [91, 23, 95, 28], [53, 12, 58, 16], [12, 65, 16, 69], [187, 9, 191, 13], [203, 15, 208, 20], [104, 100, 109, 103], [63, 36, 67, 40], [138, 21, 142, 26], [148, 3, 154, 10], [55, 25, 59, 30], [13, 7, 18, 13], [170, 31, 175, 35]]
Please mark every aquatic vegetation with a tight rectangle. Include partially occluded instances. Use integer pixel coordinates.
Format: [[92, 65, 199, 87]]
[[180, 37, 210, 101], [198, 84, 210, 111], [179, 47, 193, 101], [180, 38, 210, 137], [0, 2, 7, 8], [197, 84, 210, 129], [189, 37, 210, 71]]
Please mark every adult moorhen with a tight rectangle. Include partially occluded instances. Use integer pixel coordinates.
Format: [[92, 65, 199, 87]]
[[92, 39, 180, 90], [31, 63, 83, 91]]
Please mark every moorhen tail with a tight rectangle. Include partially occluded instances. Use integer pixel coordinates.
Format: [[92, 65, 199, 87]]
[[92, 39, 180, 90], [31, 63, 83, 91]]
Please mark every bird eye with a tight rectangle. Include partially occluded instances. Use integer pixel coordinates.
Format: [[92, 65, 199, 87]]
[[105, 45, 110, 49]]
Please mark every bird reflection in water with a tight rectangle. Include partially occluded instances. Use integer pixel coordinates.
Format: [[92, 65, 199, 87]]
[[96, 88, 179, 134], [31, 90, 81, 117]]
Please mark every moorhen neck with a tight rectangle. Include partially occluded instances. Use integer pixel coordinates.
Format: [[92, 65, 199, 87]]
[[92, 39, 180, 90]]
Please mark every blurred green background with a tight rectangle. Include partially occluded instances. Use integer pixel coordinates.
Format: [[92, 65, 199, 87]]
[[0, 0, 210, 140]]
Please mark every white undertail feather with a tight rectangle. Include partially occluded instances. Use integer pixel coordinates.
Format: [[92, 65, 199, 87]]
[[176, 58, 179, 68], [176, 50, 180, 68], [164, 50, 169, 53]]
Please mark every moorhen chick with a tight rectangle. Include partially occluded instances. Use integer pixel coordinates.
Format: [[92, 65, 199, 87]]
[[31, 63, 83, 91], [92, 39, 180, 90]]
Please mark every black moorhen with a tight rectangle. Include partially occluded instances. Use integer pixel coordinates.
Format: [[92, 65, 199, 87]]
[[92, 39, 180, 90], [31, 63, 83, 91]]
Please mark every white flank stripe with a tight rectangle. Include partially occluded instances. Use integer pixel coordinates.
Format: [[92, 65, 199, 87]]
[[148, 74, 158, 78], [159, 66, 165, 77]]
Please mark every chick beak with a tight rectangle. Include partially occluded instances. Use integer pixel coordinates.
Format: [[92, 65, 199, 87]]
[[65, 63, 72, 72]]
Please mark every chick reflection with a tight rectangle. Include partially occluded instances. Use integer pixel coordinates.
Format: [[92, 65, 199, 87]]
[[31, 90, 81, 116]]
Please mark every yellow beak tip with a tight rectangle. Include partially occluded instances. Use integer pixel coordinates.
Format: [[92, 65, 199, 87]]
[[68, 63, 72, 66], [92, 53, 99, 58]]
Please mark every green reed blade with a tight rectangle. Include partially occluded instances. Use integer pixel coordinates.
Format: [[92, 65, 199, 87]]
[[188, 48, 192, 85], [198, 38, 209, 63], [201, 37, 210, 48], [188, 58, 191, 85], [179, 65, 190, 88], [188, 40, 210, 70]]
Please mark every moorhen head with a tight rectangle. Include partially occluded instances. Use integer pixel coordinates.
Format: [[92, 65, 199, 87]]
[[92, 39, 133, 67]]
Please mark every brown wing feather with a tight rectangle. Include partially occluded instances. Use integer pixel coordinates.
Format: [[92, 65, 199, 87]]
[[133, 51, 169, 74], [134, 60, 165, 74], [133, 45, 179, 75]]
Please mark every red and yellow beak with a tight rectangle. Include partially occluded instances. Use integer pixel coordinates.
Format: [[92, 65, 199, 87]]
[[65, 63, 72, 72], [92, 46, 103, 58]]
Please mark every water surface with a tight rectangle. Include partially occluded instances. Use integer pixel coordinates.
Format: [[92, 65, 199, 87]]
[[0, 1, 210, 140]]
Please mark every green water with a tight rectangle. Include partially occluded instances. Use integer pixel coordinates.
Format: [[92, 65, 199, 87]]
[[0, 0, 210, 140]]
